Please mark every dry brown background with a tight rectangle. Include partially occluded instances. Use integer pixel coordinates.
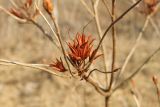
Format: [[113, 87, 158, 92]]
[[0, 0, 160, 107]]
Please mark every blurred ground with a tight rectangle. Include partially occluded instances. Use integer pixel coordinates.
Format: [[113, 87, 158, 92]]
[[0, 0, 160, 107]]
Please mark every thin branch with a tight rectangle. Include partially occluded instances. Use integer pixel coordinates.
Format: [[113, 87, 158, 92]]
[[35, 3, 59, 43], [49, 14, 75, 77], [9, 0, 19, 8], [91, 0, 109, 85], [116, 15, 151, 85], [0, 6, 27, 22], [130, 79, 141, 107], [131, 0, 160, 38], [130, 90, 141, 107], [85, 0, 142, 70], [84, 74, 111, 96], [41, 0, 74, 77], [82, 17, 95, 33], [108, 0, 116, 91], [113, 46, 160, 92], [0, 59, 70, 78], [80, 0, 94, 16], [96, 0, 142, 54], [29, 19, 60, 49], [0, 4, 60, 49], [152, 76, 160, 106], [149, 18, 160, 38], [86, 68, 120, 78], [131, 0, 137, 3], [101, 0, 112, 17]]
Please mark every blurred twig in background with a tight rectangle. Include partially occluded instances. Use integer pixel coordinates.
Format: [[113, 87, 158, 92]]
[[152, 76, 160, 106], [113, 46, 160, 92]]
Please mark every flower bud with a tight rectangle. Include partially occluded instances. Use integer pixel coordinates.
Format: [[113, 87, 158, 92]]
[[9, 8, 24, 19], [152, 75, 158, 85], [43, 0, 53, 15]]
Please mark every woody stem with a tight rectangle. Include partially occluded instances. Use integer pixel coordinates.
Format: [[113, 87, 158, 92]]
[[49, 14, 74, 77]]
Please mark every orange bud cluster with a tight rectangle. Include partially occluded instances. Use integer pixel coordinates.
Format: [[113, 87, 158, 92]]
[[49, 58, 67, 72], [139, 0, 159, 15], [67, 33, 101, 68], [10, 8, 24, 19], [9, 0, 39, 20], [25, 0, 33, 8], [49, 33, 101, 74], [43, 0, 53, 15]]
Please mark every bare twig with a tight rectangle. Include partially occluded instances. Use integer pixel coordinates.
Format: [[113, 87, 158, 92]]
[[85, 0, 142, 70], [80, 0, 94, 16], [41, 0, 74, 77], [0, 4, 60, 49], [131, 0, 160, 38], [80, 0, 110, 89], [108, 0, 116, 91], [130, 79, 141, 107], [130, 90, 141, 107], [86, 68, 119, 78], [35, 3, 59, 43], [149, 18, 160, 38], [9, 0, 18, 8], [95, 0, 142, 56], [91, 0, 109, 85], [0, 6, 27, 22], [82, 17, 95, 33], [104, 0, 117, 106], [0, 59, 70, 78], [48, 13, 74, 77], [115, 15, 152, 85], [84, 74, 111, 96], [29, 19, 60, 49], [152, 76, 160, 106], [113, 46, 160, 92], [101, 0, 112, 17]]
